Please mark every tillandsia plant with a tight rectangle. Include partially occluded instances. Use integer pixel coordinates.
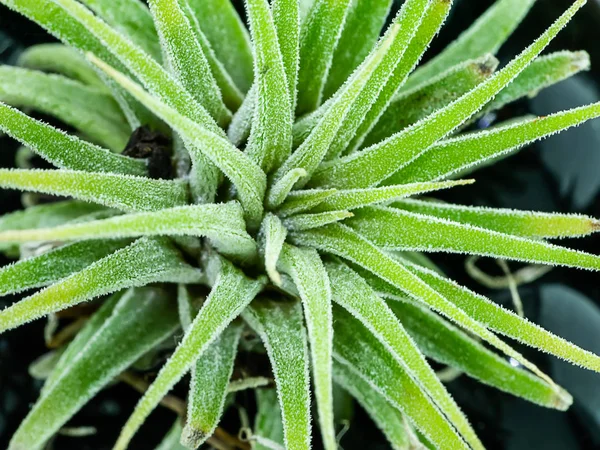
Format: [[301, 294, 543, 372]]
[[2, 0, 600, 448]]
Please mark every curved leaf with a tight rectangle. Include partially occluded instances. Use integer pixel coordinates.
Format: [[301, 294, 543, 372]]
[[114, 257, 263, 450], [261, 214, 287, 286], [0, 237, 201, 334], [9, 287, 180, 450], [243, 298, 311, 450], [0, 169, 189, 212], [0, 103, 147, 176]]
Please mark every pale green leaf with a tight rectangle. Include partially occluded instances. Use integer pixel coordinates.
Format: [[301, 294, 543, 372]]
[[0, 237, 202, 334], [187, 0, 254, 93], [228, 83, 257, 147], [114, 257, 263, 450], [148, 0, 230, 125], [392, 101, 600, 183], [260, 214, 287, 286], [245, 0, 293, 173], [290, 224, 562, 387], [179, 1, 244, 111], [78, 0, 162, 61], [392, 199, 600, 239], [394, 259, 600, 374], [388, 298, 571, 410], [326, 261, 483, 450], [278, 245, 335, 450], [18, 43, 105, 89], [333, 306, 468, 449], [324, 0, 432, 160], [295, 0, 352, 115], [90, 57, 267, 228], [8, 287, 180, 450], [332, 362, 417, 450], [273, 13, 409, 189], [242, 298, 311, 450], [0, 103, 146, 176], [344, 0, 454, 154], [0, 169, 189, 212], [309, 180, 474, 213], [404, 0, 536, 90], [364, 55, 498, 148], [272, 0, 300, 109], [283, 210, 353, 231], [267, 169, 308, 210], [310, 1, 585, 189], [0, 203, 256, 263], [254, 389, 285, 450], [0, 240, 128, 297], [182, 323, 242, 448], [0, 0, 157, 129], [0, 67, 129, 151], [322, 0, 393, 100], [276, 189, 338, 217], [349, 206, 600, 271]]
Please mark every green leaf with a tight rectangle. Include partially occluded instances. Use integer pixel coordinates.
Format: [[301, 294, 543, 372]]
[[332, 305, 468, 449], [0, 203, 256, 263], [228, 83, 256, 147], [0, 169, 189, 212], [404, 0, 536, 90], [295, 0, 352, 115], [393, 101, 600, 184], [392, 199, 600, 239], [8, 287, 180, 450], [260, 214, 288, 286], [18, 43, 105, 89], [363, 55, 498, 148], [0, 67, 129, 152], [278, 245, 335, 450], [332, 362, 416, 450], [114, 257, 263, 450], [148, 0, 230, 125], [0, 240, 128, 297], [344, 0, 454, 154], [276, 188, 338, 217], [290, 224, 561, 387], [309, 180, 474, 213], [267, 169, 308, 209], [0, 0, 157, 129], [388, 299, 571, 410], [393, 260, 600, 375], [471, 50, 590, 125], [324, 0, 433, 160], [242, 298, 311, 450], [273, 12, 412, 189], [182, 322, 242, 448], [310, 0, 585, 189], [78, 0, 162, 61], [326, 261, 483, 449], [272, 0, 300, 109], [0, 103, 146, 176], [90, 57, 267, 228], [178, 1, 244, 111], [254, 389, 285, 450], [283, 210, 353, 231], [349, 206, 600, 271], [187, 0, 254, 93], [322, 0, 393, 100], [245, 0, 293, 173], [0, 237, 202, 334]]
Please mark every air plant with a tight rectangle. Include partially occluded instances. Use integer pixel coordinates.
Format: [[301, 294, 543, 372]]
[[1, 0, 600, 449]]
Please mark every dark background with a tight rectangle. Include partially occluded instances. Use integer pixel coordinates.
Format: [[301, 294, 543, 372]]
[[1, 0, 600, 448]]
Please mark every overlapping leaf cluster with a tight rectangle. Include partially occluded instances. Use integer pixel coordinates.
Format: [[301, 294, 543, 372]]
[[0, 0, 599, 449]]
